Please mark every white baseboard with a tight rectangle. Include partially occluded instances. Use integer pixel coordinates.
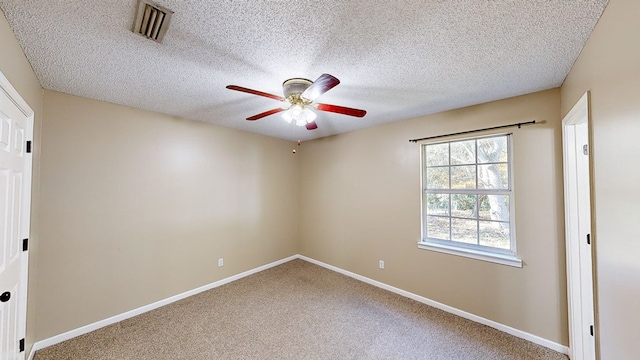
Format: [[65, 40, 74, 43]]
[[29, 255, 298, 358], [298, 255, 569, 355], [30, 254, 568, 357]]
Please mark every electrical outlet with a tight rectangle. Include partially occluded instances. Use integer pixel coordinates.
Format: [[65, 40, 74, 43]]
[[379, 260, 385, 269], [218, 258, 224, 267]]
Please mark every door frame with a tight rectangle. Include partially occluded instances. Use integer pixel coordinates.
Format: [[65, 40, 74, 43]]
[[0, 69, 34, 359], [562, 92, 596, 360]]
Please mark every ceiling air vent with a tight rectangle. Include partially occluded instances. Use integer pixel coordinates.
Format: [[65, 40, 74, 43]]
[[132, 0, 173, 43]]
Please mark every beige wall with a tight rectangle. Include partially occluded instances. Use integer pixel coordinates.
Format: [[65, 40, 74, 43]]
[[300, 89, 568, 345], [561, 0, 640, 358], [36, 90, 298, 340], [0, 9, 43, 356]]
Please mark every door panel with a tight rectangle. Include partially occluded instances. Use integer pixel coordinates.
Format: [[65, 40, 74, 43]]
[[0, 113, 10, 151], [0, 169, 7, 273], [9, 173, 22, 262]]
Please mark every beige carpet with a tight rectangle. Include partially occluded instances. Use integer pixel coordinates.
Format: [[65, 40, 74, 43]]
[[34, 259, 568, 359]]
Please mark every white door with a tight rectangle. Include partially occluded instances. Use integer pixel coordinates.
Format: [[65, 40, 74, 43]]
[[0, 72, 33, 360], [562, 92, 596, 360]]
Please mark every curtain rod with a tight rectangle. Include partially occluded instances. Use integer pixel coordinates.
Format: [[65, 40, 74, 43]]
[[408, 120, 539, 143]]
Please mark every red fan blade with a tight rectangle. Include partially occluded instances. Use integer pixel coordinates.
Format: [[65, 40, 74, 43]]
[[301, 74, 340, 101], [226, 85, 285, 102], [305, 121, 318, 130], [247, 108, 285, 121], [316, 103, 367, 117]]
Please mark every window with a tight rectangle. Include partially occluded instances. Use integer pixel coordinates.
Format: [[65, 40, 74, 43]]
[[419, 134, 521, 267]]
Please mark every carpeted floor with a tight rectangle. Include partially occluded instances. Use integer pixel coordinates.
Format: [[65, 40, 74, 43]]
[[34, 259, 568, 359]]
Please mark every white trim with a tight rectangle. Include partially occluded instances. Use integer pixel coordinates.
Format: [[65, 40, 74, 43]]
[[562, 91, 595, 360], [30, 254, 567, 357], [417, 241, 522, 267], [299, 255, 567, 355], [563, 92, 588, 127], [0, 70, 34, 118], [29, 255, 298, 355]]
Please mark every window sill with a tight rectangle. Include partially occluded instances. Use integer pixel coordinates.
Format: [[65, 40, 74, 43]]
[[417, 241, 522, 268]]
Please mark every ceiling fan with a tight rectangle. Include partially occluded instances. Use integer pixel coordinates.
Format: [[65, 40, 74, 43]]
[[226, 74, 366, 130]]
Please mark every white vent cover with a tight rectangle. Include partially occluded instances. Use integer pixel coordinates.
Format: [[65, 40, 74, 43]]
[[132, 0, 173, 43]]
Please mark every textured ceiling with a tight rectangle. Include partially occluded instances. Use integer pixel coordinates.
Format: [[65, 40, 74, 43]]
[[1, 0, 608, 141]]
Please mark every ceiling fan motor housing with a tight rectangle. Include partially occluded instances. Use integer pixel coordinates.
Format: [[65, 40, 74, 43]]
[[283, 78, 312, 99]]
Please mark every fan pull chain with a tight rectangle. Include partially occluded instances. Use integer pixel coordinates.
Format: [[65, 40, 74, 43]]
[[292, 124, 301, 154]]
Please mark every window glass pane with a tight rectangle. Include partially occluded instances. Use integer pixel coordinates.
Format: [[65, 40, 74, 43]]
[[477, 136, 508, 163], [426, 194, 449, 216], [451, 194, 476, 219], [478, 163, 508, 189], [427, 216, 450, 240], [478, 195, 510, 222], [451, 165, 476, 189], [452, 218, 477, 245], [450, 140, 475, 165], [426, 167, 449, 189], [426, 143, 449, 166], [421, 134, 514, 255], [479, 221, 510, 249]]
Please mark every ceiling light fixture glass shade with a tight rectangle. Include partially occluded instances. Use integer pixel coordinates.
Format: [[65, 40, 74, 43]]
[[282, 105, 317, 126]]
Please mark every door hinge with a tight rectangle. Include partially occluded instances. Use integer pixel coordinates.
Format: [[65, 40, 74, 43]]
[[587, 234, 591, 245], [26, 140, 32, 153], [590, 325, 594, 336], [583, 144, 588, 155], [23, 238, 28, 251], [19, 338, 25, 352]]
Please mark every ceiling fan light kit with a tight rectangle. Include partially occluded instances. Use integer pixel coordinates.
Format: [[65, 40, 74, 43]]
[[282, 104, 317, 126], [226, 74, 367, 131]]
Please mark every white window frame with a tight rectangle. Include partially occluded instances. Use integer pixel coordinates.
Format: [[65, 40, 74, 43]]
[[418, 133, 522, 267]]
